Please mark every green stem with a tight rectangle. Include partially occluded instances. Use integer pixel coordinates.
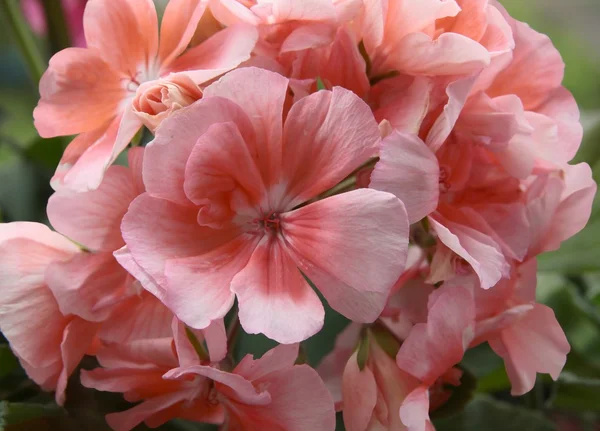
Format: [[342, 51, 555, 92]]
[[42, 0, 71, 53], [0, 0, 46, 83]]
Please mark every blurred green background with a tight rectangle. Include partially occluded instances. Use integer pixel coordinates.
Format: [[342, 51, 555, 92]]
[[0, 0, 599, 430]]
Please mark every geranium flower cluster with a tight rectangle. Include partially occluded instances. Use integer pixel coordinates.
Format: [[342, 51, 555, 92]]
[[0, 0, 597, 430]]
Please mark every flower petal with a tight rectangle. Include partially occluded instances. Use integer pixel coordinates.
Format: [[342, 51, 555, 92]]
[[282, 189, 409, 322]]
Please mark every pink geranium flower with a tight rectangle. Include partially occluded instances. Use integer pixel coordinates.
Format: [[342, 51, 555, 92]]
[[34, 0, 258, 192], [121, 67, 410, 344], [0, 222, 98, 405], [83, 320, 335, 431]]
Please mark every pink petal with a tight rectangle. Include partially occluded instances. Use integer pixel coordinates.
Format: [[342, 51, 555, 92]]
[[165, 366, 272, 406], [166, 24, 258, 81], [342, 351, 378, 431], [95, 338, 178, 370], [0, 224, 77, 368], [158, 0, 207, 67], [399, 385, 433, 431], [127, 147, 146, 195], [372, 75, 432, 134], [83, 0, 158, 76], [209, 0, 262, 26], [430, 208, 510, 289], [45, 252, 131, 322], [425, 75, 478, 152], [233, 365, 336, 431], [281, 87, 381, 208], [47, 164, 138, 251], [542, 163, 597, 252], [122, 193, 238, 292], [52, 109, 142, 192], [105, 393, 188, 431], [486, 17, 564, 111], [370, 131, 440, 223], [282, 189, 409, 322], [203, 319, 228, 363], [397, 285, 474, 384], [113, 246, 165, 301], [203, 67, 289, 188], [33, 48, 125, 137], [231, 236, 325, 344], [489, 304, 570, 396], [165, 234, 259, 330], [143, 96, 255, 205], [386, 32, 490, 77], [266, 0, 337, 22], [98, 290, 173, 343], [234, 343, 300, 382], [55, 318, 99, 405], [183, 121, 266, 213]]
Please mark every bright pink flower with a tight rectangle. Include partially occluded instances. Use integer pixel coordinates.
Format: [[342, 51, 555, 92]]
[[359, 0, 513, 79], [34, 0, 258, 192], [0, 222, 98, 405], [121, 67, 409, 344], [425, 7, 582, 178], [396, 285, 475, 431], [22, 0, 87, 48], [470, 260, 570, 395], [83, 321, 335, 431]]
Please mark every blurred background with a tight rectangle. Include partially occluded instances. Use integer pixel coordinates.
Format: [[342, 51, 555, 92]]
[[0, 0, 599, 430]]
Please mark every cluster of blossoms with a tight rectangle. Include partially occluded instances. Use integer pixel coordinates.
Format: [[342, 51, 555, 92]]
[[1, 0, 597, 429]]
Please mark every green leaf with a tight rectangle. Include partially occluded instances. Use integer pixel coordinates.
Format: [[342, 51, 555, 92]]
[[316, 77, 326, 91], [0, 345, 18, 379], [431, 368, 478, 419], [355, 331, 369, 371], [550, 371, 600, 412], [434, 395, 555, 431], [0, 401, 65, 428]]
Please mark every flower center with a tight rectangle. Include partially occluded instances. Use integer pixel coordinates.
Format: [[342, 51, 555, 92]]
[[252, 211, 282, 234]]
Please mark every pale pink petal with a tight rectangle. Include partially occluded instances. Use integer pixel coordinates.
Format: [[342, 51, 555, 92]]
[[281, 87, 381, 208], [84, 0, 158, 76], [209, 0, 261, 26], [203, 319, 228, 363], [158, 0, 207, 67], [262, 0, 337, 22], [425, 75, 477, 152], [280, 23, 336, 53], [399, 385, 432, 431], [282, 189, 409, 322], [98, 290, 173, 343], [386, 32, 490, 77], [203, 67, 289, 188], [231, 236, 325, 344], [122, 193, 239, 291], [233, 365, 336, 431], [541, 163, 596, 252], [342, 351, 378, 431], [33, 48, 125, 137], [95, 338, 178, 370], [45, 252, 130, 322], [54, 109, 142, 192], [127, 147, 146, 195], [143, 96, 255, 205], [113, 246, 165, 301], [105, 393, 188, 431], [359, 0, 387, 52], [183, 122, 266, 214], [430, 209, 510, 289], [164, 366, 271, 406], [397, 285, 474, 384], [165, 234, 259, 330], [234, 343, 300, 382], [489, 304, 570, 396], [486, 18, 563, 111], [370, 131, 440, 223], [47, 164, 138, 251], [55, 318, 99, 405], [165, 24, 258, 81], [0, 224, 77, 368], [372, 75, 432, 134]]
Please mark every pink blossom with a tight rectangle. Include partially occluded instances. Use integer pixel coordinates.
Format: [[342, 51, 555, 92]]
[[470, 260, 570, 395], [34, 0, 258, 192], [359, 0, 513, 79], [22, 0, 87, 48], [0, 222, 98, 405], [122, 67, 409, 344], [83, 320, 335, 431]]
